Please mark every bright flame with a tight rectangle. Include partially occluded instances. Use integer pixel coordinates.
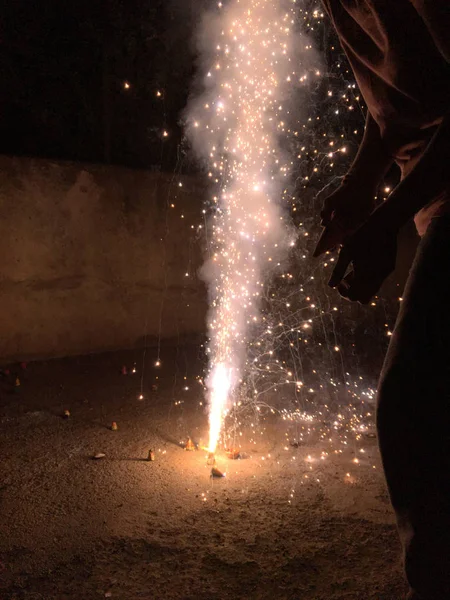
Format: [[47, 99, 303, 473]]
[[207, 363, 232, 452], [187, 0, 308, 452]]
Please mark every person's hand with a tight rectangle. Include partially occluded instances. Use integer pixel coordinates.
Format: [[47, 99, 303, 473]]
[[313, 183, 375, 257], [327, 216, 398, 304]]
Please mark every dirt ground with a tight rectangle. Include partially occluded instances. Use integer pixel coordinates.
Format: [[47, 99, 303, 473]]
[[0, 346, 407, 600]]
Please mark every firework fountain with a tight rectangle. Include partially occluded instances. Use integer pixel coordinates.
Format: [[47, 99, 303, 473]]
[[187, 0, 320, 453]]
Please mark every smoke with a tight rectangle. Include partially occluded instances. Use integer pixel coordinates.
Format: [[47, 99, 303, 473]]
[[185, 0, 320, 451]]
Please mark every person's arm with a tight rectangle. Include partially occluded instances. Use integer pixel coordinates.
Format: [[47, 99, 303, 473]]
[[314, 112, 393, 256], [366, 111, 450, 231], [410, 0, 450, 64], [327, 112, 450, 303], [340, 112, 393, 193]]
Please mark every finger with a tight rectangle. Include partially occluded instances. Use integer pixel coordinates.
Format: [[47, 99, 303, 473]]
[[340, 281, 376, 303], [328, 247, 352, 288], [320, 205, 334, 226], [335, 270, 354, 300], [313, 230, 330, 258], [336, 270, 377, 303], [338, 269, 386, 303], [337, 279, 365, 302], [313, 222, 345, 257]]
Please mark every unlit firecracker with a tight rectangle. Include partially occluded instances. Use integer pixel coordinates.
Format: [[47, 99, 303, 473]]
[[211, 467, 225, 478], [147, 449, 155, 462], [93, 453, 106, 460], [111, 422, 118, 431], [121, 366, 128, 375]]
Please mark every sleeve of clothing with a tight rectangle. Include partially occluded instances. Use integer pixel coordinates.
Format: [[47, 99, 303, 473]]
[[409, 1, 450, 63], [321, 1, 335, 22], [323, 1, 450, 64], [344, 111, 393, 189]]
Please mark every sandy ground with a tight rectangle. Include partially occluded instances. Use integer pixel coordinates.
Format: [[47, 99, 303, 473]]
[[0, 346, 407, 600]]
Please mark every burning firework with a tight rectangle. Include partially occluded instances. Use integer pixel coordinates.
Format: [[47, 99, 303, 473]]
[[187, 0, 314, 453]]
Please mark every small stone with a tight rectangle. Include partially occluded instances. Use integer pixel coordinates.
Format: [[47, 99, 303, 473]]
[[93, 453, 106, 460]]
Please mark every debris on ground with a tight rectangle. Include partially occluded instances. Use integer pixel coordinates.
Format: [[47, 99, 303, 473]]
[[93, 453, 106, 460], [184, 437, 195, 451], [226, 448, 240, 460]]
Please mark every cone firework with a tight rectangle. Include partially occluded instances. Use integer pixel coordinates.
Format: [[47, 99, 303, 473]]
[[211, 467, 226, 478], [185, 437, 195, 451]]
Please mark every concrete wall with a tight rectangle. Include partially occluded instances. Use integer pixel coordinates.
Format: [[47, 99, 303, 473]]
[[0, 156, 207, 361]]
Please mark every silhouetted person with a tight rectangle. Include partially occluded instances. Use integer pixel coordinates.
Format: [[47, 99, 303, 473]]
[[314, 3, 450, 599]]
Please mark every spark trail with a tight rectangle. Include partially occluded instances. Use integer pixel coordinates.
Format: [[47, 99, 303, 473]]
[[187, 0, 305, 452]]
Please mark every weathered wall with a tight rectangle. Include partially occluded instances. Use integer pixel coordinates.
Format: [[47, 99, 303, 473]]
[[0, 156, 207, 361]]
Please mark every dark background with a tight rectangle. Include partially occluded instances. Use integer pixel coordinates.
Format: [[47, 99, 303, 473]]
[[1, 0, 208, 170], [1, 0, 360, 175]]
